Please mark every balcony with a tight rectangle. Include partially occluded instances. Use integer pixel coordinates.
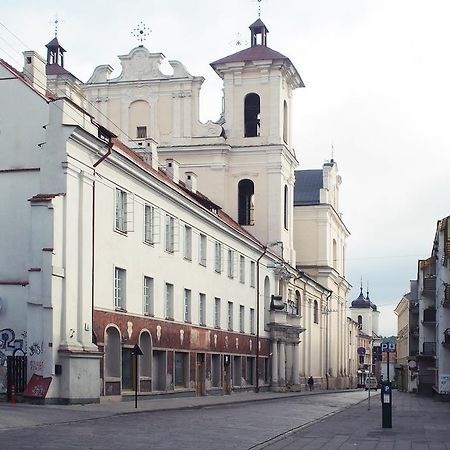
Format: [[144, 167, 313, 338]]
[[422, 277, 436, 298], [443, 329, 450, 348], [421, 341, 436, 356], [422, 307, 436, 324]]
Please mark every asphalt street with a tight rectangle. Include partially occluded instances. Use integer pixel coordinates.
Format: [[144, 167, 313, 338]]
[[0, 391, 367, 449]]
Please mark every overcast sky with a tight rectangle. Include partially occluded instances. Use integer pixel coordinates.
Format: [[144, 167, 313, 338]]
[[3, 0, 450, 336]]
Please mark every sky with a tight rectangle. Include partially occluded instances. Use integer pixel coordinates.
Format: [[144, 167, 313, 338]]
[[2, 0, 450, 336]]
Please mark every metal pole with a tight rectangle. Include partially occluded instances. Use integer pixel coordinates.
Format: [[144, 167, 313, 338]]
[[368, 373, 371, 410], [255, 247, 267, 393], [387, 350, 390, 382], [135, 354, 138, 409]]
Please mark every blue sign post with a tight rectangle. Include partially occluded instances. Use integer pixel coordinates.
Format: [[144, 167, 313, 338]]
[[381, 341, 395, 428]]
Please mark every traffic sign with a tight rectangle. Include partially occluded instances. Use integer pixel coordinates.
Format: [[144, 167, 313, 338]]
[[357, 347, 366, 356], [381, 342, 396, 353], [131, 344, 143, 356]]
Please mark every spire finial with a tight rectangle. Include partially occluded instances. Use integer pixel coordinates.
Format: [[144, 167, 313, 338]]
[[132, 21, 151, 47], [50, 15, 63, 37], [360, 277, 363, 294], [257, 0, 262, 17], [366, 281, 370, 297], [331, 142, 334, 162]]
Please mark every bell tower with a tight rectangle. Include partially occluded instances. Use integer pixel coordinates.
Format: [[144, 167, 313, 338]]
[[210, 19, 305, 265]]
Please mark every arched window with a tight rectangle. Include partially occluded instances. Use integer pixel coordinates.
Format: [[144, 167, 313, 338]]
[[129, 100, 150, 139], [105, 326, 121, 379], [283, 185, 289, 230], [139, 331, 152, 392], [244, 93, 260, 137], [358, 315, 363, 326], [283, 100, 288, 143], [238, 179, 255, 225], [295, 290, 301, 316], [313, 300, 319, 324]]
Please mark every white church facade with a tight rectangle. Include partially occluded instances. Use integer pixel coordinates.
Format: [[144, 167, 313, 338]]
[[0, 19, 356, 403]]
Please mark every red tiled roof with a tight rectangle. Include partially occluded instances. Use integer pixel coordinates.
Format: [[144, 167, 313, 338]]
[[111, 138, 263, 247], [28, 193, 65, 203], [210, 45, 288, 67]]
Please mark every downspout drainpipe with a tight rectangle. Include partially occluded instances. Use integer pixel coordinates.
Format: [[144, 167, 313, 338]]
[[91, 140, 113, 339], [325, 290, 332, 390], [255, 246, 268, 393]]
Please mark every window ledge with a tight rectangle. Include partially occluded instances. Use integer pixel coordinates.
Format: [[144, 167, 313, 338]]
[[184, 257, 192, 262], [144, 313, 154, 317], [143, 240, 155, 247], [115, 307, 127, 313], [166, 317, 174, 321], [114, 228, 128, 237]]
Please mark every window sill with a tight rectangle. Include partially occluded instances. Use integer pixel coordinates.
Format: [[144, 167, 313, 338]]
[[143, 240, 155, 247], [215, 270, 222, 274], [214, 326, 221, 330], [144, 313, 154, 317], [184, 320, 192, 324], [184, 257, 192, 262], [165, 250, 174, 255], [115, 307, 127, 313], [114, 228, 128, 237], [199, 263, 207, 268], [166, 317, 174, 321], [199, 323, 206, 327]]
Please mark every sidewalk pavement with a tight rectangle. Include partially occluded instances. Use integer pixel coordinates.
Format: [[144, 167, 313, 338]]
[[260, 390, 450, 450], [0, 388, 359, 431]]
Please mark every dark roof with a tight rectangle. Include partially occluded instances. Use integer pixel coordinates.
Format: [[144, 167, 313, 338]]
[[45, 37, 66, 52], [351, 289, 372, 309], [249, 19, 268, 31], [46, 64, 70, 75], [294, 170, 323, 206], [210, 45, 288, 67], [365, 293, 378, 311]]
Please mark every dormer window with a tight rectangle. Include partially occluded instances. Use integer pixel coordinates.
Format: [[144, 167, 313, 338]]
[[244, 93, 260, 137]]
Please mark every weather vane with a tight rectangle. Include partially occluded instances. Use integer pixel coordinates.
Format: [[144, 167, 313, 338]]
[[50, 15, 63, 37], [132, 22, 151, 46]]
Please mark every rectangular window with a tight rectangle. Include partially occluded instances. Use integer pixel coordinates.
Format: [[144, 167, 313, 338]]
[[250, 308, 255, 334], [184, 289, 191, 323], [228, 249, 234, 278], [215, 241, 222, 273], [239, 255, 245, 284], [199, 233, 207, 266], [165, 215, 175, 253], [184, 225, 192, 260], [137, 126, 147, 139], [165, 282, 174, 319], [114, 267, 126, 309], [143, 276, 154, 315], [228, 301, 234, 331], [214, 297, 221, 328], [174, 352, 188, 388], [144, 204, 154, 244], [199, 293, 206, 326], [115, 189, 127, 232], [211, 354, 221, 387], [239, 305, 245, 333], [250, 261, 256, 288]]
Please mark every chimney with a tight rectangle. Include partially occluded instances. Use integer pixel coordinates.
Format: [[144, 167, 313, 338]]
[[138, 138, 159, 171], [165, 159, 180, 184], [23, 51, 47, 96], [185, 172, 198, 194]]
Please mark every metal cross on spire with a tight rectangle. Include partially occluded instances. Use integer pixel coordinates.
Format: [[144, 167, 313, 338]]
[[132, 22, 151, 47], [50, 15, 63, 37], [257, 0, 263, 17]]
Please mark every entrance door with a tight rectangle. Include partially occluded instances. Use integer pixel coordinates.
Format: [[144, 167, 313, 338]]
[[122, 348, 135, 391], [223, 354, 231, 395], [196, 353, 206, 396]]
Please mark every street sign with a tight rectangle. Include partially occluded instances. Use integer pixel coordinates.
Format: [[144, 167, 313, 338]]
[[131, 344, 144, 408], [357, 347, 366, 356], [381, 342, 396, 353], [131, 344, 143, 356]]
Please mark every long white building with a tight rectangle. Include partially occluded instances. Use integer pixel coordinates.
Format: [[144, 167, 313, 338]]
[[0, 18, 355, 402]]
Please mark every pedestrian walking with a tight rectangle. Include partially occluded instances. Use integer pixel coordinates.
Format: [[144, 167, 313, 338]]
[[308, 376, 314, 391]]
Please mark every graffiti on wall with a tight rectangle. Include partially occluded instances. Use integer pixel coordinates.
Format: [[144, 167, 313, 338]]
[[29, 342, 43, 356], [0, 328, 27, 393]]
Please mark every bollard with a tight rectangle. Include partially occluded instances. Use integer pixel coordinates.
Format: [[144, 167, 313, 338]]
[[10, 384, 16, 405]]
